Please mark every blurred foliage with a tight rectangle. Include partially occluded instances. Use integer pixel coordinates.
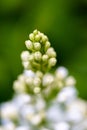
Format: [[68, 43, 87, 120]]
[[0, 0, 87, 102]]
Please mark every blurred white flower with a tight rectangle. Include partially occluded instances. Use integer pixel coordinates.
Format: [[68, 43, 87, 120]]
[[2, 122, 15, 130], [56, 86, 77, 103], [54, 122, 70, 130], [66, 99, 87, 123], [65, 76, 76, 86], [42, 74, 54, 87], [1, 102, 18, 121], [56, 67, 68, 80], [15, 126, 30, 130]]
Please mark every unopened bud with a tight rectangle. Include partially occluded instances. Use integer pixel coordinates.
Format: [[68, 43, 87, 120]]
[[26, 77, 33, 86], [34, 51, 42, 61], [36, 71, 43, 78], [34, 42, 41, 51], [33, 29, 38, 35], [34, 87, 41, 94], [21, 51, 30, 61], [33, 77, 41, 86], [29, 33, 34, 41], [48, 58, 57, 67], [45, 41, 51, 50], [35, 34, 41, 42], [65, 76, 76, 86], [42, 54, 48, 62], [25, 40, 33, 50], [46, 47, 56, 57], [42, 35, 48, 43]]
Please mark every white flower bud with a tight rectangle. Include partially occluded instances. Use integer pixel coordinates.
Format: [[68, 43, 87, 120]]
[[36, 71, 43, 78], [65, 76, 76, 86], [54, 122, 70, 130], [48, 58, 57, 67], [3, 123, 15, 130], [42, 54, 48, 62], [42, 35, 48, 43], [33, 77, 41, 86], [34, 51, 42, 61], [35, 34, 41, 41], [34, 42, 41, 51], [31, 114, 42, 125], [29, 33, 34, 41], [24, 70, 35, 77], [57, 86, 77, 103], [15, 126, 29, 130], [21, 51, 30, 61], [41, 128, 50, 130], [25, 40, 33, 50], [56, 67, 68, 80], [13, 81, 26, 93], [45, 41, 51, 50], [33, 29, 38, 35], [42, 74, 54, 86], [25, 77, 33, 86], [34, 87, 41, 94], [1, 102, 18, 120], [46, 47, 56, 57]]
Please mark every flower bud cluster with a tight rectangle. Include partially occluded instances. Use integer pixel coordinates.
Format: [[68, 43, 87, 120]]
[[55, 67, 76, 89], [21, 29, 57, 72], [13, 70, 43, 94], [0, 94, 46, 130], [1, 86, 87, 130], [1, 29, 86, 130]]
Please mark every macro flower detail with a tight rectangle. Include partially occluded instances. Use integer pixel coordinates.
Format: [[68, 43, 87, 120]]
[[21, 30, 57, 73], [0, 30, 87, 130]]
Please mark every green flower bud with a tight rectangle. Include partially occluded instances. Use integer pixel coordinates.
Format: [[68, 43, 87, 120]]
[[48, 57, 57, 67], [42, 54, 48, 62], [45, 41, 51, 51], [34, 42, 41, 51], [42, 35, 48, 43], [33, 29, 38, 35], [36, 71, 43, 78], [21, 51, 30, 61], [34, 87, 41, 94], [34, 51, 42, 61], [35, 34, 41, 42], [25, 40, 33, 50], [46, 47, 56, 57], [29, 33, 34, 41]]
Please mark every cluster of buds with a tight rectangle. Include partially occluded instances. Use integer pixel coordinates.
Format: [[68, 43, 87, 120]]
[[21, 30, 57, 73], [1, 85, 87, 130], [13, 30, 76, 96], [14, 30, 57, 95], [0, 93, 46, 130], [1, 30, 87, 130], [13, 66, 76, 98]]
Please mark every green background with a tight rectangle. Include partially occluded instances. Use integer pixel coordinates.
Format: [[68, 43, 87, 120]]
[[0, 0, 87, 102]]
